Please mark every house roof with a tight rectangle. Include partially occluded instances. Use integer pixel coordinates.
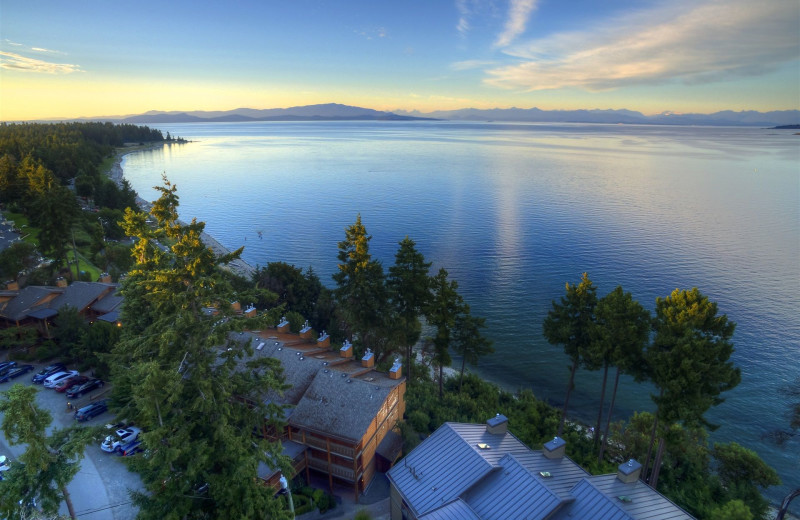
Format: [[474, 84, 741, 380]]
[[419, 499, 481, 520], [0, 286, 61, 321], [289, 368, 393, 442], [90, 289, 123, 313], [462, 453, 568, 520], [388, 421, 695, 520], [49, 281, 115, 313], [553, 474, 693, 520]]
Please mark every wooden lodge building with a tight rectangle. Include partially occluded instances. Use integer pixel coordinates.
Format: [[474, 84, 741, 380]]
[[228, 324, 406, 500]]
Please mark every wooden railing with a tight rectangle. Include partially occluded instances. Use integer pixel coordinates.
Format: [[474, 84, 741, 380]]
[[302, 435, 356, 459], [307, 458, 356, 481]]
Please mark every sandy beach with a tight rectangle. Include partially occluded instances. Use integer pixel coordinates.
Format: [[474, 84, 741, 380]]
[[106, 145, 256, 279]]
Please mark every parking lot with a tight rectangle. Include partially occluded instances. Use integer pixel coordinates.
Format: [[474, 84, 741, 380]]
[[0, 363, 144, 519]]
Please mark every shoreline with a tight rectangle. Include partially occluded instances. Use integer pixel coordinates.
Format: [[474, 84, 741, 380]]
[[106, 144, 256, 279]]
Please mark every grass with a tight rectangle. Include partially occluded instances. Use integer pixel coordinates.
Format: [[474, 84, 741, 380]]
[[4, 212, 40, 244]]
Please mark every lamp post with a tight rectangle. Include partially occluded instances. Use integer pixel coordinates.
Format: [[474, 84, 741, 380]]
[[279, 474, 295, 519]]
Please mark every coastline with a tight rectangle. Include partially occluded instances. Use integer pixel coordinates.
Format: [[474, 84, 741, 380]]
[[106, 144, 256, 279]]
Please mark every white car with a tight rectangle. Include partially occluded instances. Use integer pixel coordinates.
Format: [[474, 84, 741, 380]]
[[101, 427, 141, 453], [43, 370, 79, 389]]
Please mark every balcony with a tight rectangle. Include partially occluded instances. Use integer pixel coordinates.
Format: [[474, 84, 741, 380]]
[[307, 457, 357, 481], [302, 435, 356, 459]]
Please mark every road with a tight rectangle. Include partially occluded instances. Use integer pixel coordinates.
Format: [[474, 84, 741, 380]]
[[0, 364, 144, 519]]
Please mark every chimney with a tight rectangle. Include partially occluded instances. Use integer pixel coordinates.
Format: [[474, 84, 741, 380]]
[[244, 304, 256, 318], [299, 320, 312, 339], [55, 277, 67, 288], [389, 358, 402, 380], [231, 301, 242, 314], [277, 316, 290, 333], [339, 339, 353, 358], [5, 280, 19, 291], [486, 414, 508, 435], [361, 348, 375, 368], [543, 436, 566, 459], [99, 272, 112, 283], [317, 330, 330, 348], [617, 459, 642, 484]]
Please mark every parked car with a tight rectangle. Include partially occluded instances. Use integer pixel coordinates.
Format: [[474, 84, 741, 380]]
[[101, 427, 141, 453], [0, 365, 34, 383], [0, 454, 9, 480], [66, 378, 105, 398], [74, 400, 108, 422], [32, 363, 66, 384], [54, 375, 88, 393], [43, 370, 79, 389], [0, 361, 17, 376], [117, 440, 142, 457]]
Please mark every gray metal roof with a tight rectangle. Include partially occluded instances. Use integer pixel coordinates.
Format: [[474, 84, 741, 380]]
[[90, 289, 123, 313], [289, 368, 393, 441], [389, 421, 696, 520], [462, 454, 567, 520], [387, 424, 495, 517], [567, 475, 695, 520], [552, 478, 634, 520], [419, 499, 481, 520]]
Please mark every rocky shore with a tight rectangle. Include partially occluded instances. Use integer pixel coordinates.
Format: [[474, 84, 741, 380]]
[[106, 145, 256, 279]]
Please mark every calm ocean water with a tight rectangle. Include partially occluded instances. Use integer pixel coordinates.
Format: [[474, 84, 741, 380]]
[[122, 121, 799, 503]]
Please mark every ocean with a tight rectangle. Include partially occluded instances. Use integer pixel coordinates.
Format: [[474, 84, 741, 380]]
[[121, 120, 800, 505]]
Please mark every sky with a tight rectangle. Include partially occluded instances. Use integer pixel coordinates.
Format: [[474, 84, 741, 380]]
[[1, 0, 798, 120]]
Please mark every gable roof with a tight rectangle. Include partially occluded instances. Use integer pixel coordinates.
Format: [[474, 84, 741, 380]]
[[389, 420, 695, 520], [49, 281, 115, 313], [0, 286, 61, 321], [462, 454, 568, 520], [556, 474, 693, 520]]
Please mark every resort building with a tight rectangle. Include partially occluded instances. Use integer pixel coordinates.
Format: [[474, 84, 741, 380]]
[[387, 415, 695, 520], [229, 329, 406, 500], [0, 278, 122, 334]]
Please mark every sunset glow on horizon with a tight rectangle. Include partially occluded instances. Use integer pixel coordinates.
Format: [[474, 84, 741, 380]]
[[2, 0, 798, 121]]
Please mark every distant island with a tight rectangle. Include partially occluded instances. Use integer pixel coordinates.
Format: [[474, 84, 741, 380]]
[[772, 124, 800, 129], [45, 103, 800, 127]]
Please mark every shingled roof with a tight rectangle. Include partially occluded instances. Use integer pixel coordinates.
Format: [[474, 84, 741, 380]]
[[0, 286, 61, 321], [290, 369, 393, 441]]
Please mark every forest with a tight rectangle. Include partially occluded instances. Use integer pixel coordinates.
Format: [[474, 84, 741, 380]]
[[0, 123, 796, 520]]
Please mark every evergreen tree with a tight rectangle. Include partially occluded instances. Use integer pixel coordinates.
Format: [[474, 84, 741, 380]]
[[591, 286, 651, 462], [644, 287, 740, 488], [542, 272, 597, 436], [0, 384, 94, 519], [332, 215, 392, 360], [452, 304, 494, 393], [426, 268, 464, 398], [387, 236, 432, 382], [110, 177, 290, 519]]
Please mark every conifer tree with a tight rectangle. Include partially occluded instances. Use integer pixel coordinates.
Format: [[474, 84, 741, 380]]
[[426, 268, 464, 398], [592, 286, 650, 462], [110, 177, 290, 519], [387, 236, 432, 382], [644, 287, 740, 489], [453, 304, 494, 393], [542, 272, 597, 436]]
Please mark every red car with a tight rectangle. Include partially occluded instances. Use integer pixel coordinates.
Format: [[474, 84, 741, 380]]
[[54, 375, 88, 393]]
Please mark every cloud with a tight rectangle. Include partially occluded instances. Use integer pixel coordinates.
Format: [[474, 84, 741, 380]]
[[31, 47, 65, 55], [456, 0, 480, 37], [0, 51, 82, 74], [356, 27, 388, 40], [494, 0, 539, 48], [3, 39, 23, 47], [484, 0, 799, 91]]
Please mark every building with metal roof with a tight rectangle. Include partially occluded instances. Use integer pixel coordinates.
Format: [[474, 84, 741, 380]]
[[387, 417, 694, 520]]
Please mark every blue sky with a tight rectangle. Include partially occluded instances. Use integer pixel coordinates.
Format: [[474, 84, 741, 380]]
[[1, 0, 798, 120]]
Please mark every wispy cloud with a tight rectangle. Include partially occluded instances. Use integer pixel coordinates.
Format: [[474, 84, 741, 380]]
[[485, 0, 799, 91], [31, 47, 65, 55], [356, 27, 388, 40], [3, 39, 23, 47], [0, 51, 82, 74], [456, 0, 479, 37], [494, 0, 539, 48]]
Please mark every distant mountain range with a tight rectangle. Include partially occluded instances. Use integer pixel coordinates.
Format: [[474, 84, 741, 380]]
[[78, 103, 798, 127]]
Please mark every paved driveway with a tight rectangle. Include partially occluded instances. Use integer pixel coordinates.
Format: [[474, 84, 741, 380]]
[[0, 364, 144, 519]]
